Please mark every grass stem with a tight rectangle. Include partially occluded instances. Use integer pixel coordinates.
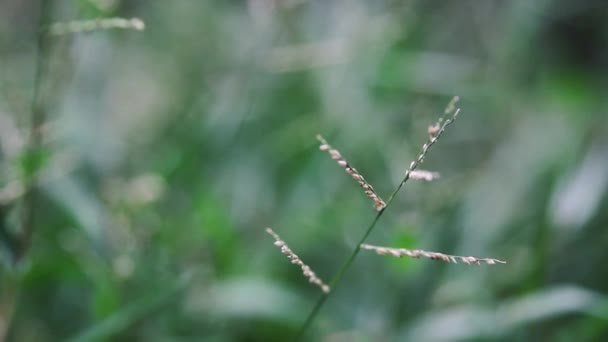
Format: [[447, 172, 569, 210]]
[[17, 0, 52, 264]]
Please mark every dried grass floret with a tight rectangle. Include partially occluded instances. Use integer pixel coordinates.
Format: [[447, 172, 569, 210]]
[[360, 243, 506, 265], [316, 135, 386, 211], [266, 228, 330, 293], [409, 170, 440, 181]]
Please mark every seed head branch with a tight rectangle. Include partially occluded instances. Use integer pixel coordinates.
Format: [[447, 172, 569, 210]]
[[266, 228, 330, 293], [316, 135, 386, 211], [48, 17, 145, 35], [401, 97, 461, 188], [361, 243, 506, 265]]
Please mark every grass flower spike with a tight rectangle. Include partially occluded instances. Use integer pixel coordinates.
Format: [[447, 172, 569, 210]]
[[292, 97, 507, 339], [266, 228, 330, 293], [316, 134, 386, 211], [361, 244, 506, 265]]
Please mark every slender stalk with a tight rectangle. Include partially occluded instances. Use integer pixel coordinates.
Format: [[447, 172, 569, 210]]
[[17, 0, 52, 263], [2, 1, 52, 339], [295, 104, 460, 340], [295, 207, 385, 340]]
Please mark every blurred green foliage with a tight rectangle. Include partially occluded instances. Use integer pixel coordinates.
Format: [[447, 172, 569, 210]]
[[1, 0, 607, 341]]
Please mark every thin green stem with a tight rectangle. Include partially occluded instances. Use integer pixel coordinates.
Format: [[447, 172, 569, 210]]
[[3, 0, 52, 338], [295, 103, 460, 340], [295, 206, 385, 340], [17, 0, 52, 264]]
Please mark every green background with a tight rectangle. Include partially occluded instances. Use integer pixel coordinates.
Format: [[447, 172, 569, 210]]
[[1, 0, 607, 341]]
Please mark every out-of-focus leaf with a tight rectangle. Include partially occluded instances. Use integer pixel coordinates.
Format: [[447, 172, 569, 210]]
[[67, 275, 190, 342], [399, 285, 608, 341], [43, 176, 106, 244], [184, 277, 306, 325]]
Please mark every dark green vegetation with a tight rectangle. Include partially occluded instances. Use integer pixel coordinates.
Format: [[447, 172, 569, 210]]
[[1, 1, 607, 341]]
